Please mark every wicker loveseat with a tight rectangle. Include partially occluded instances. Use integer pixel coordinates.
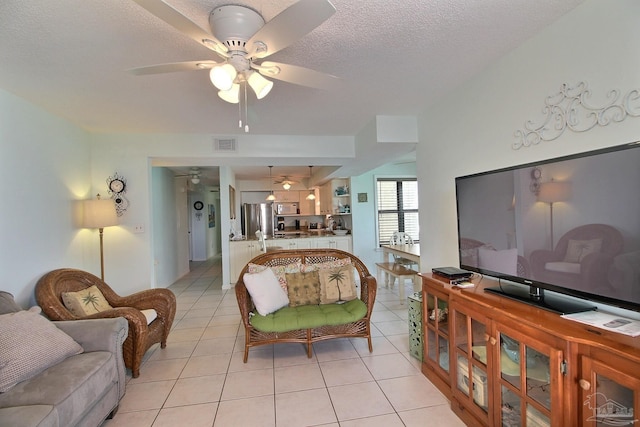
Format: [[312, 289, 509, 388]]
[[235, 249, 377, 362]]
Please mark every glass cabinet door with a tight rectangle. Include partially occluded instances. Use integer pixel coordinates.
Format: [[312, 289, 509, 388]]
[[496, 327, 562, 427], [424, 288, 450, 375], [580, 355, 640, 426], [452, 303, 491, 424]]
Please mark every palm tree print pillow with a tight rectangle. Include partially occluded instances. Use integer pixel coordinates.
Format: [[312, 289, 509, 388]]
[[62, 285, 113, 316], [318, 266, 357, 304]]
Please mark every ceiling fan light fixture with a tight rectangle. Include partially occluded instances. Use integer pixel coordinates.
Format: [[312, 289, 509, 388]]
[[210, 64, 237, 91], [218, 83, 240, 103], [266, 166, 276, 201], [282, 182, 291, 190], [191, 176, 200, 184], [247, 71, 273, 99], [306, 166, 315, 199]]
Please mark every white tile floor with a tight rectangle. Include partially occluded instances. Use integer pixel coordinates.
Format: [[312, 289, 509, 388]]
[[104, 257, 464, 427]]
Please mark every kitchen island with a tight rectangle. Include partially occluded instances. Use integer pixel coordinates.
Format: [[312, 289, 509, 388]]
[[229, 231, 352, 284]]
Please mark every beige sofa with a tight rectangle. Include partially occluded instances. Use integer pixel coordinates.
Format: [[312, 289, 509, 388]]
[[0, 291, 128, 427]]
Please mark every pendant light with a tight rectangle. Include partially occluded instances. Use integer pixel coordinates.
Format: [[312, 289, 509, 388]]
[[266, 166, 276, 201], [306, 166, 316, 200]]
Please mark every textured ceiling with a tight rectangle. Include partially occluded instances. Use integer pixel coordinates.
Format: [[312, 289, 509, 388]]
[[0, 0, 583, 182], [0, 0, 583, 136]]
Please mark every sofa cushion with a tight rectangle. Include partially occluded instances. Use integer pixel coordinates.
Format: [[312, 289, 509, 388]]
[[243, 267, 290, 316], [249, 298, 368, 333], [318, 264, 357, 304], [61, 285, 113, 316], [0, 351, 115, 427], [0, 405, 58, 427], [0, 291, 22, 315], [286, 271, 321, 307], [0, 311, 83, 392]]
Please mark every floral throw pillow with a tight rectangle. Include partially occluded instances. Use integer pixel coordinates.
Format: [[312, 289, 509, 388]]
[[301, 257, 352, 273], [62, 285, 112, 316], [247, 262, 301, 292]]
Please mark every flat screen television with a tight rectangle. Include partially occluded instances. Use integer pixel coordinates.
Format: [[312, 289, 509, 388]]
[[455, 141, 640, 314]]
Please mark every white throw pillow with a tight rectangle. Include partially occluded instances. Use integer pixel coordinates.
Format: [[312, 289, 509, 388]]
[[243, 267, 290, 316], [478, 246, 518, 276]]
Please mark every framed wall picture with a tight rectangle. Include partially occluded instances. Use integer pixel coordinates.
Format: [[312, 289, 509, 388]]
[[357, 192, 368, 203], [229, 185, 236, 219], [208, 204, 215, 228]]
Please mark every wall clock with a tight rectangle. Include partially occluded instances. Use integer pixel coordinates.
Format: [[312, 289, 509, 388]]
[[529, 167, 542, 195], [194, 201, 204, 211], [106, 172, 129, 216]]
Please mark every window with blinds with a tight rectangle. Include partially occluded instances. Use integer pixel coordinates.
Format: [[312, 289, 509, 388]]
[[376, 178, 419, 245]]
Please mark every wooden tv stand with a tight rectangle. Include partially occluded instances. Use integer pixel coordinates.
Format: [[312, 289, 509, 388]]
[[420, 273, 640, 426]]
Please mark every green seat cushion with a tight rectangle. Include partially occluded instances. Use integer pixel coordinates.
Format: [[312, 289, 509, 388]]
[[250, 299, 368, 333]]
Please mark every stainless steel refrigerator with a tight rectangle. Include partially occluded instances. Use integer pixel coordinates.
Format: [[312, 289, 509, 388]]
[[242, 203, 275, 238]]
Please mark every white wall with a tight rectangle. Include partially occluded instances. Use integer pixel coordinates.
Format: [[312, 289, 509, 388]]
[[417, 0, 640, 274], [0, 89, 93, 308], [151, 167, 189, 287]]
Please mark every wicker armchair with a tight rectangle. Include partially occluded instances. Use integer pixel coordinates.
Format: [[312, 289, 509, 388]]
[[35, 268, 176, 378]]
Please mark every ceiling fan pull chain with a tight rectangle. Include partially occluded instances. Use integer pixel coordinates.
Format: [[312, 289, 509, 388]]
[[237, 88, 242, 129], [244, 81, 249, 132]]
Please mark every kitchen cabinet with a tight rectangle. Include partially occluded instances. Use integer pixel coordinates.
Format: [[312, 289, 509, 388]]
[[273, 191, 299, 203], [298, 192, 316, 215], [230, 240, 262, 283], [318, 179, 351, 215], [314, 236, 351, 252], [318, 182, 333, 215], [421, 273, 640, 427]]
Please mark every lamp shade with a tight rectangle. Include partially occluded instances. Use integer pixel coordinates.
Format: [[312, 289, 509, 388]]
[[266, 193, 276, 201], [218, 83, 240, 104], [209, 64, 237, 91], [537, 181, 571, 203], [247, 71, 273, 99], [83, 199, 118, 228]]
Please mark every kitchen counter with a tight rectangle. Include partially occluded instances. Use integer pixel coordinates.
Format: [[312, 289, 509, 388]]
[[233, 229, 348, 241], [229, 232, 352, 283]]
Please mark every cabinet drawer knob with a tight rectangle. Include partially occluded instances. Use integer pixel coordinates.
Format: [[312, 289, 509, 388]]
[[489, 337, 497, 345], [579, 379, 591, 390]]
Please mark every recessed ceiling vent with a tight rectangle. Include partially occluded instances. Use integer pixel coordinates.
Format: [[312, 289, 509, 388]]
[[214, 138, 237, 152]]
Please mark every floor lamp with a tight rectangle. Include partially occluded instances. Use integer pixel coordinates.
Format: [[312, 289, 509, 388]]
[[537, 181, 570, 250], [83, 195, 118, 280]]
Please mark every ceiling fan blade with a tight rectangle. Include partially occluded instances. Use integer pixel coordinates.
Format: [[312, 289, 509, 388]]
[[130, 0, 228, 58], [128, 60, 218, 75], [246, 0, 336, 59], [258, 61, 340, 90]]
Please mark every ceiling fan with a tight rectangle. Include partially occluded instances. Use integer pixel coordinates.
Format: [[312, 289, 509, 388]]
[[174, 168, 202, 184], [128, 0, 340, 107], [273, 176, 298, 190]]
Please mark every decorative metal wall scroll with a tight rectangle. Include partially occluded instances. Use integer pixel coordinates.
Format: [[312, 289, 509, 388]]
[[514, 82, 640, 149]]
